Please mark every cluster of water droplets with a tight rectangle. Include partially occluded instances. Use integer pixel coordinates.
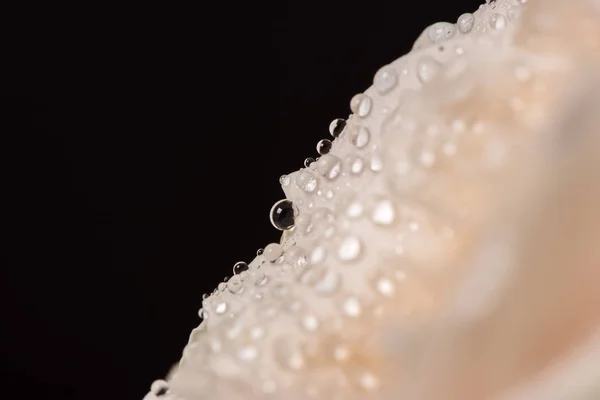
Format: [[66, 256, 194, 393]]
[[140, 0, 594, 398]]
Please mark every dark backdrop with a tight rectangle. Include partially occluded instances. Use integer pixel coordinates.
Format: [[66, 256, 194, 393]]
[[2, 1, 482, 399]]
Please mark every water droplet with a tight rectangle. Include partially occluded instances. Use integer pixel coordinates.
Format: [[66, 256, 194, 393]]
[[233, 261, 248, 275], [300, 313, 320, 333], [314, 270, 340, 295], [372, 199, 395, 225], [457, 13, 474, 34], [489, 13, 507, 30], [237, 345, 258, 362], [349, 126, 370, 149], [375, 277, 396, 297], [417, 56, 441, 83], [316, 154, 342, 180], [427, 22, 456, 43], [370, 154, 383, 172], [350, 93, 363, 113], [346, 201, 364, 218], [338, 236, 362, 262], [270, 199, 296, 231], [357, 95, 372, 117], [279, 174, 290, 186], [342, 296, 362, 317], [373, 66, 397, 94], [151, 380, 169, 397], [350, 156, 364, 174], [215, 302, 228, 315], [316, 139, 332, 155], [227, 275, 244, 294], [256, 248, 264, 256], [310, 246, 326, 264], [263, 243, 283, 262], [304, 157, 316, 168], [329, 118, 346, 137], [275, 339, 306, 371]]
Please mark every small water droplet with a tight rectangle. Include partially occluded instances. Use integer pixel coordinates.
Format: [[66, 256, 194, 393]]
[[284, 246, 308, 268], [350, 93, 363, 113], [300, 313, 320, 333], [372, 199, 395, 225], [457, 13, 475, 33], [279, 174, 290, 186], [342, 296, 362, 317], [346, 201, 364, 218], [233, 261, 249, 275], [417, 56, 441, 83], [304, 157, 316, 168], [270, 199, 296, 231], [263, 243, 283, 262], [370, 154, 383, 172], [376, 277, 396, 297], [310, 246, 326, 264], [227, 275, 244, 294], [316, 139, 332, 155], [350, 156, 364, 174], [337, 236, 362, 262], [373, 66, 397, 94], [350, 126, 370, 149], [256, 248, 264, 256], [329, 118, 346, 137]]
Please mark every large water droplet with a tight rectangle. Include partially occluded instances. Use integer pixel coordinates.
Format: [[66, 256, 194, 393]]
[[457, 13, 475, 33], [270, 199, 296, 231], [316, 154, 342, 180], [337, 236, 362, 262], [233, 261, 248, 275], [373, 66, 397, 94], [329, 118, 346, 137], [317, 139, 332, 155]]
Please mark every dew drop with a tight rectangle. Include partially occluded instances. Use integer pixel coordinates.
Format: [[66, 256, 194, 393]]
[[457, 13, 475, 33], [337, 236, 362, 262], [263, 243, 283, 262], [151, 380, 169, 397], [329, 118, 347, 137], [270, 199, 296, 231], [372, 199, 395, 225], [233, 261, 249, 275], [215, 302, 228, 315], [310, 246, 327, 264], [346, 201, 364, 218], [373, 66, 397, 94], [304, 157, 316, 168], [284, 246, 308, 268], [376, 277, 396, 297], [350, 93, 363, 113], [227, 275, 244, 294], [316, 154, 342, 180], [490, 13, 507, 30], [370, 154, 383, 172], [300, 313, 320, 333], [350, 156, 365, 174], [342, 296, 362, 317], [417, 56, 441, 83], [357, 95, 372, 117], [350, 126, 370, 148], [427, 22, 456, 43], [256, 248, 264, 256], [316, 139, 332, 155]]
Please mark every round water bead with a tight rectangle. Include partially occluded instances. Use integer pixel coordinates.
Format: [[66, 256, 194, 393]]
[[457, 13, 475, 33], [263, 243, 284, 262], [427, 22, 456, 43], [233, 261, 249, 275], [350, 126, 370, 148], [316, 154, 342, 180], [270, 199, 296, 231], [295, 171, 318, 193], [373, 65, 398, 94], [304, 157, 316, 168], [329, 118, 346, 137], [151, 380, 169, 396], [257, 248, 264, 256], [317, 139, 332, 155]]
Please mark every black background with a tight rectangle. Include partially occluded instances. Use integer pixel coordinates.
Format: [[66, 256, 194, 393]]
[[2, 1, 482, 399]]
